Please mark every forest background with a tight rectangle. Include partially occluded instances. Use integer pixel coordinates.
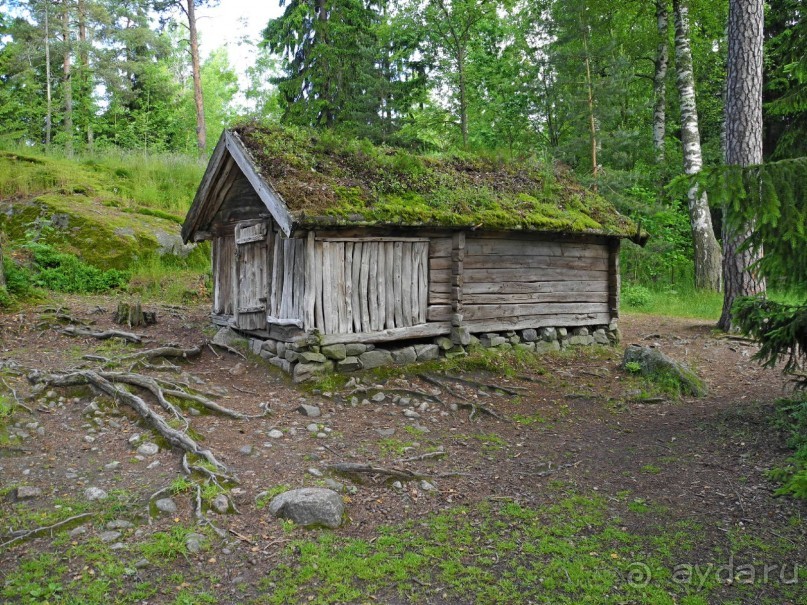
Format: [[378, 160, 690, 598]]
[[0, 0, 805, 313]]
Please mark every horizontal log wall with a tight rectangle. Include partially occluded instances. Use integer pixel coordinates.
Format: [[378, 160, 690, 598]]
[[311, 238, 429, 335], [461, 235, 611, 329]]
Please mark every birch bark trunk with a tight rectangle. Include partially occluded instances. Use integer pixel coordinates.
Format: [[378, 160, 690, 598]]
[[653, 0, 669, 164], [718, 0, 766, 330], [62, 0, 73, 157], [673, 0, 722, 291]]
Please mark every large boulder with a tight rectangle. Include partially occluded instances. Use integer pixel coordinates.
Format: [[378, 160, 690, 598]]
[[621, 345, 707, 397], [268, 488, 344, 528]]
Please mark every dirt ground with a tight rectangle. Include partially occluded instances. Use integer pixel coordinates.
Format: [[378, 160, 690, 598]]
[[1, 295, 805, 604]]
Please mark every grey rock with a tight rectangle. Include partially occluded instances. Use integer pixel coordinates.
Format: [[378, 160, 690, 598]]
[[593, 329, 610, 345], [239, 445, 254, 456], [307, 468, 323, 478], [104, 461, 121, 470], [84, 435, 96, 443], [377, 428, 396, 437], [435, 336, 454, 351], [260, 350, 276, 360], [250, 339, 263, 355], [568, 335, 595, 346], [359, 349, 393, 370], [622, 345, 708, 397], [16, 486, 42, 499], [293, 362, 329, 384], [134, 558, 150, 569], [445, 345, 467, 358], [521, 328, 538, 342], [481, 336, 506, 347], [321, 344, 347, 361], [398, 397, 412, 407], [557, 327, 568, 338], [285, 351, 300, 363], [307, 423, 320, 433], [106, 520, 133, 530], [267, 429, 284, 439], [269, 357, 293, 373], [99, 530, 122, 543], [128, 434, 141, 445], [403, 409, 421, 419], [414, 344, 440, 361], [69, 526, 88, 538], [371, 392, 386, 403], [539, 327, 558, 342], [137, 442, 159, 456], [609, 327, 622, 344], [534, 340, 561, 354], [155, 498, 177, 514], [154, 230, 196, 258], [324, 478, 346, 493], [297, 404, 322, 418], [509, 334, 521, 345], [268, 488, 344, 528], [210, 494, 229, 514], [212, 327, 248, 351], [276, 342, 287, 357], [451, 313, 464, 327], [419, 480, 437, 492], [572, 327, 590, 337], [391, 346, 418, 365], [301, 351, 327, 364], [392, 481, 404, 491], [261, 340, 278, 355], [345, 343, 368, 357], [451, 326, 472, 346], [185, 532, 207, 554], [85, 487, 108, 501], [337, 357, 362, 372]]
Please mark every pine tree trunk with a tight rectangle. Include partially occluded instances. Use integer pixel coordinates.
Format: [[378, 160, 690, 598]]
[[77, 0, 92, 149], [718, 0, 766, 331], [653, 0, 669, 164], [673, 0, 722, 291], [45, 1, 53, 149], [62, 0, 73, 157], [187, 0, 206, 156], [458, 45, 468, 148]]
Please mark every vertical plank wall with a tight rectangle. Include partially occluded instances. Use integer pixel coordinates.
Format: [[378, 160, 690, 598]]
[[267, 234, 306, 324], [311, 239, 429, 335], [212, 234, 235, 316], [460, 235, 611, 330], [234, 222, 269, 331]]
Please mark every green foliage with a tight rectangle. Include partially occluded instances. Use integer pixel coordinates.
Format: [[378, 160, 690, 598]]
[[733, 297, 807, 385], [622, 285, 652, 309], [25, 241, 129, 294], [768, 394, 807, 499]]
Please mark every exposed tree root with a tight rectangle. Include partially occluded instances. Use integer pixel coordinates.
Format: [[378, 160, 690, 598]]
[[28, 370, 227, 472], [0, 377, 33, 414], [328, 462, 424, 481], [395, 449, 447, 464], [441, 373, 526, 396], [118, 344, 203, 363], [0, 513, 95, 549], [60, 326, 145, 343], [418, 374, 507, 421], [208, 340, 247, 359]]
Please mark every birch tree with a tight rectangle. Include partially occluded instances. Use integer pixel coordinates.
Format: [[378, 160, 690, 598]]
[[718, 0, 766, 330], [652, 0, 668, 164], [672, 0, 722, 291]]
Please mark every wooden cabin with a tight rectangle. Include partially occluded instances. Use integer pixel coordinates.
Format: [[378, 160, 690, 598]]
[[182, 125, 645, 379]]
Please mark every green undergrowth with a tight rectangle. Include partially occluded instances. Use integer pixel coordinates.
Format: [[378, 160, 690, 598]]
[[236, 123, 642, 238], [255, 492, 803, 605], [768, 393, 807, 499]]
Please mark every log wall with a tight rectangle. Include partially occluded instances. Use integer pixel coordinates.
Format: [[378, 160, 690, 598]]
[[212, 233, 236, 318], [460, 235, 612, 331]]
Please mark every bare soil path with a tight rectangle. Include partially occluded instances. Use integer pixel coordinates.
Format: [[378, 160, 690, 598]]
[[0, 296, 804, 604]]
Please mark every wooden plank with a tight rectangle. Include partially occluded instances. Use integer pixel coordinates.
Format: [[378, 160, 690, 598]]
[[314, 241, 324, 330], [315, 237, 430, 243], [318, 322, 452, 346], [384, 242, 395, 330], [462, 302, 609, 322], [418, 242, 428, 324], [463, 280, 608, 295], [351, 243, 363, 333], [427, 305, 452, 322], [429, 268, 451, 283], [429, 238, 452, 258], [270, 234, 283, 318], [212, 237, 221, 313], [280, 239, 295, 319], [465, 313, 610, 333], [225, 131, 295, 236], [465, 291, 609, 305], [608, 239, 620, 320], [334, 242, 348, 333], [294, 238, 305, 319], [344, 242, 354, 333], [465, 238, 608, 258], [182, 132, 227, 242], [368, 242, 379, 331], [411, 243, 420, 325], [359, 242, 372, 332], [463, 255, 609, 271], [376, 241, 386, 330], [451, 232, 465, 313], [464, 267, 607, 283], [304, 231, 315, 330], [392, 242, 403, 328], [430, 257, 451, 271], [401, 242, 413, 328], [321, 241, 334, 333]]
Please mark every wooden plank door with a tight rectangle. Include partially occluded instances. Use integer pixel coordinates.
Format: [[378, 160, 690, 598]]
[[235, 221, 268, 331]]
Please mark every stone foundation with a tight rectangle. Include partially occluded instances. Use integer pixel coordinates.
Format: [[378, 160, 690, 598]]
[[227, 320, 621, 383]]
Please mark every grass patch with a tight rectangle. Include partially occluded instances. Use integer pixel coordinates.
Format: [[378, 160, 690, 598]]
[[767, 393, 807, 499]]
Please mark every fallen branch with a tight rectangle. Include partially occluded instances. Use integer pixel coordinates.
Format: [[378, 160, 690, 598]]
[[29, 370, 227, 472], [60, 326, 144, 343], [328, 462, 423, 481], [208, 340, 247, 360], [0, 513, 94, 549], [395, 450, 446, 464], [0, 377, 33, 414], [118, 344, 203, 363]]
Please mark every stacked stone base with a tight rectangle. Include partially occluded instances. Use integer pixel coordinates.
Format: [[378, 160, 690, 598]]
[[235, 320, 620, 383]]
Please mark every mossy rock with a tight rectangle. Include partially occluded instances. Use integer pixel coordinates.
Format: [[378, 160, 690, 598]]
[[621, 345, 707, 397]]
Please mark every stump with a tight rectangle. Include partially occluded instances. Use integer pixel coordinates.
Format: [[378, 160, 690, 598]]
[[115, 300, 157, 328]]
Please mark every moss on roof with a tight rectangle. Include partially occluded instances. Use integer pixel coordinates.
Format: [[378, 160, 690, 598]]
[[234, 123, 643, 239]]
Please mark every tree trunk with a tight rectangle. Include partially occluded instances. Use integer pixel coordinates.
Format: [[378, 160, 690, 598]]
[[186, 0, 206, 155], [44, 1, 53, 149], [582, 30, 598, 183], [653, 0, 669, 164], [718, 0, 766, 331], [458, 45, 468, 148], [672, 0, 722, 291], [62, 0, 73, 157], [77, 0, 92, 149]]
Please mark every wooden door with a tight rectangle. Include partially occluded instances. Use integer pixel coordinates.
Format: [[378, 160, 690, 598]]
[[235, 221, 268, 331]]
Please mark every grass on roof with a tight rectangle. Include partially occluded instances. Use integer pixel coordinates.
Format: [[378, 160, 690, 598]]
[[234, 123, 641, 237]]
